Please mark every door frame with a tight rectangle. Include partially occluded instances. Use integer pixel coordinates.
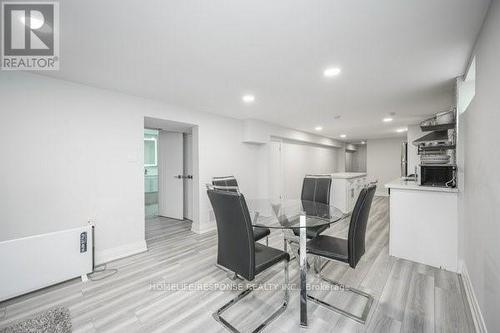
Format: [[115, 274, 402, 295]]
[[143, 117, 200, 234], [269, 137, 285, 200], [183, 132, 194, 221]]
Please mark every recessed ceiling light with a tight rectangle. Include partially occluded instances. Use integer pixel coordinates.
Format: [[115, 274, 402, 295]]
[[340, 134, 347, 138], [396, 128, 408, 133], [323, 67, 341, 77], [361, 141, 366, 144], [383, 117, 393, 122], [315, 126, 323, 131], [242, 94, 255, 103]]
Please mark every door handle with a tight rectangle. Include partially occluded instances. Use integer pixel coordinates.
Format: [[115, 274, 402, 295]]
[[174, 175, 183, 179]]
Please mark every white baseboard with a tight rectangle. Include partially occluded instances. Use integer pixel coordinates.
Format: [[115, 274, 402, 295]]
[[95, 240, 147, 266], [460, 260, 488, 333]]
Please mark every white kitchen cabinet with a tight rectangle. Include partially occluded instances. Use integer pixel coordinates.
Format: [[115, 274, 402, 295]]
[[385, 179, 458, 272], [331, 173, 368, 213]]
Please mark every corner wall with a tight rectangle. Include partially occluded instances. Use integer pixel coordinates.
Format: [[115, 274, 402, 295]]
[[407, 125, 424, 175], [366, 137, 404, 196], [460, 1, 500, 330], [346, 145, 367, 172]]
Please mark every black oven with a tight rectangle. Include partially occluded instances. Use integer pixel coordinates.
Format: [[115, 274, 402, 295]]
[[419, 165, 456, 188]]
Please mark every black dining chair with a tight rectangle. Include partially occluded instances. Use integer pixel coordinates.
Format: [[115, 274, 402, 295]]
[[306, 185, 376, 324], [291, 175, 332, 239], [212, 176, 271, 244], [207, 187, 290, 333]]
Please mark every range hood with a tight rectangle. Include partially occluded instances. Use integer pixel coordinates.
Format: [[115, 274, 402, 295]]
[[412, 130, 450, 146]]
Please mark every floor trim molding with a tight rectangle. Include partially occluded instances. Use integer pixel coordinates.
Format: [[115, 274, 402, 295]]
[[95, 240, 148, 265], [460, 260, 488, 333]]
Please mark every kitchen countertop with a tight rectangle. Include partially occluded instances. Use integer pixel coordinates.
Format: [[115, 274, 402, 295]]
[[385, 178, 458, 193], [331, 172, 367, 179]]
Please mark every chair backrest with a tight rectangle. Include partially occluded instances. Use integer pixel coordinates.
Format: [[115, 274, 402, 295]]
[[212, 176, 239, 192], [207, 188, 256, 280], [301, 175, 332, 205], [347, 185, 376, 268]]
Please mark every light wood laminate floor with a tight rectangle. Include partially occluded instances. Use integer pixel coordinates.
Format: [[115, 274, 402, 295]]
[[0, 197, 475, 332]]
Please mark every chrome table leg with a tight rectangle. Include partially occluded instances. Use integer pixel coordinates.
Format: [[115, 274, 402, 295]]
[[299, 213, 308, 327]]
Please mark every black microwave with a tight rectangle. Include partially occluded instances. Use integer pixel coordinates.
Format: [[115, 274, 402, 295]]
[[419, 165, 456, 188]]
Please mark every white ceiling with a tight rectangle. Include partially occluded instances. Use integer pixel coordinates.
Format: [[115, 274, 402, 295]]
[[42, 0, 490, 140]]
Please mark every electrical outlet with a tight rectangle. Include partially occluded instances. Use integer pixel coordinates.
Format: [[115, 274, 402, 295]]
[[80, 232, 88, 253]]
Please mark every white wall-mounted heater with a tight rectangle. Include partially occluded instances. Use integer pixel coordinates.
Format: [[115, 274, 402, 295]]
[[0, 225, 93, 301]]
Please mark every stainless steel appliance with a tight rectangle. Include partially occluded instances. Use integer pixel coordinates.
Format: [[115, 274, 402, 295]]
[[418, 165, 456, 187], [413, 130, 453, 149], [413, 108, 457, 187], [401, 142, 408, 177]]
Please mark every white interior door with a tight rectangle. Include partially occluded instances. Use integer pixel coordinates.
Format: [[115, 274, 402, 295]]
[[183, 133, 193, 220], [158, 131, 184, 220]]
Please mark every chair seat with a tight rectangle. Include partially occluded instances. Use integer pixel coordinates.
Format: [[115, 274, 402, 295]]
[[255, 243, 290, 275], [292, 224, 329, 239], [253, 227, 270, 241], [306, 235, 349, 263]]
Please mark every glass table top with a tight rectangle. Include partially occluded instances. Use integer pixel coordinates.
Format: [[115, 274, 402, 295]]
[[246, 199, 347, 229]]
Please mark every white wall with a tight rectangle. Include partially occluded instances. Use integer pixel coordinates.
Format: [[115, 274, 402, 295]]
[[346, 145, 367, 172], [0, 72, 342, 264], [0, 74, 146, 264], [367, 137, 404, 195], [0, 73, 262, 262], [280, 140, 340, 200], [460, 1, 500, 330], [336, 146, 346, 172], [242, 119, 344, 199], [345, 151, 354, 172], [407, 125, 424, 175], [356, 145, 367, 172]]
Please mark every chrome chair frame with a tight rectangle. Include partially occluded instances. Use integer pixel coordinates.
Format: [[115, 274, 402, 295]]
[[305, 183, 377, 325], [208, 184, 289, 332], [284, 213, 351, 272], [307, 258, 373, 324], [213, 257, 290, 333]]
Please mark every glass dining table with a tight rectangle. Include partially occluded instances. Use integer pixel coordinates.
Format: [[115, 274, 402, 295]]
[[246, 198, 346, 328]]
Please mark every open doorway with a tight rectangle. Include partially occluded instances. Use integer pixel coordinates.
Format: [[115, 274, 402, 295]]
[[144, 117, 197, 230]]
